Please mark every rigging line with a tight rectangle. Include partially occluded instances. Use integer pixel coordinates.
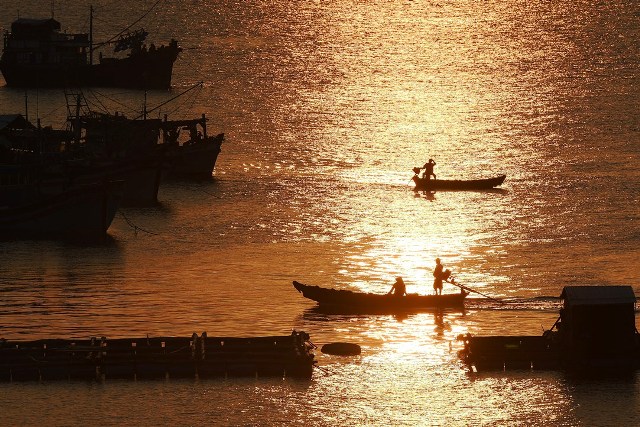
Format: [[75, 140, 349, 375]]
[[133, 81, 204, 120], [164, 86, 203, 117], [93, 0, 164, 48], [93, 0, 163, 28], [87, 89, 139, 115], [85, 90, 109, 114], [37, 104, 69, 127]]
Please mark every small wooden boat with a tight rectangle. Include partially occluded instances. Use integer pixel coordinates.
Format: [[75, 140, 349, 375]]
[[412, 172, 506, 191], [293, 281, 468, 313]]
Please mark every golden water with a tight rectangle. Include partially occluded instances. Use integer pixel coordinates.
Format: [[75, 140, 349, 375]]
[[0, 0, 639, 425]]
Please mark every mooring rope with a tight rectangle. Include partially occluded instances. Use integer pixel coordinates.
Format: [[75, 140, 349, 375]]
[[118, 211, 159, 236]]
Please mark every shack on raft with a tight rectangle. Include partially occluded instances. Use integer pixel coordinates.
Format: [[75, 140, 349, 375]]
[[459, 285, 640, 372], [0, 330, 315, 382]]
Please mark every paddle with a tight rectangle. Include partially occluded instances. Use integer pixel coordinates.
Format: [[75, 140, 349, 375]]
[[446, 277, 504, 304]]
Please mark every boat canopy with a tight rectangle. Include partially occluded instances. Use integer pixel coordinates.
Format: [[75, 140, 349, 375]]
[[0, 114, 33, 132], [561, 286, 636, 307], [11, 18, 61, 36]]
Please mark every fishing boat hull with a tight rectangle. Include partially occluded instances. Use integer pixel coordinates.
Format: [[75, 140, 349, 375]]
[[0, 17, 180, 89], [166, 133, 224, 179], [0, 51, 179, 89], [412, 174, 506, 191], [293, 281, 468, 313], [0, 180, 123, 240]]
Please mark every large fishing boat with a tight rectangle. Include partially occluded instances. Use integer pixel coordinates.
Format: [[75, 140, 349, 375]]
[[1, 112, 163, 207], [0, 7, 181, 89], [66, 88, 224, 181]]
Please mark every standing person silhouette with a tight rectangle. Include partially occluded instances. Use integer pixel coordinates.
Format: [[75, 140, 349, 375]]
[[422, 159, 437, 180], [433, 258, 444, 295]]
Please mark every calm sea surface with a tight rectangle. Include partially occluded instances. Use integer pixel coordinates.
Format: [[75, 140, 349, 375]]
[[0, 0, 639, 425]]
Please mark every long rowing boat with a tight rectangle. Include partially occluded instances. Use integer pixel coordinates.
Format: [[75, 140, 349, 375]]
[[293, 281, 468, 313], [412, 174, 506, 191]]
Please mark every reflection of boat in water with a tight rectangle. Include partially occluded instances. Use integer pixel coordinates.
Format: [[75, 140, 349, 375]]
[[0, 180, 123, 240], [293, 281, 468, 313], [411, 168, 506, 191], [0, 7, 181, 89]]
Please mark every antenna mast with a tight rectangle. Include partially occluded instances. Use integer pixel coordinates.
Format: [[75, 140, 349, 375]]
[[89, 5, 94, 65]]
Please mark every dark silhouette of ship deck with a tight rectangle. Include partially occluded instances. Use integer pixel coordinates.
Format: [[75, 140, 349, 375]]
[[1, 10, 181, 89]]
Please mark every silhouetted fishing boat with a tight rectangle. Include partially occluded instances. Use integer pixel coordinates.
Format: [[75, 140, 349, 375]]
[[67, 88, 224, 181], [411, 168, 506, 191], [0, 180, 123, 240], [1, 112, 162, 206], [0, 7, 181, 89], [293, 281, 468, 312]]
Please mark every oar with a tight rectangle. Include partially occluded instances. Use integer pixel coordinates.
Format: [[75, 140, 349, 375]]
[[446, 278, 504, 304]]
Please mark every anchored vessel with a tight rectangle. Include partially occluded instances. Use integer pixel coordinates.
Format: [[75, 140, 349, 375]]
[[293, 280, 468, 313], [459, 286, 640, 373], [0, 331, 316, 381], [1, 9, 181, 89], [0, 180, 123, 240]]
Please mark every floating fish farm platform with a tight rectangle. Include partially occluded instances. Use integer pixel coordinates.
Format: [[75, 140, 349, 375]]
[[0, 331, 315, 381], [459, 286, 640, 373]]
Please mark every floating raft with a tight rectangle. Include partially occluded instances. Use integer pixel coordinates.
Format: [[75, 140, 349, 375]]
[[0, 331, 315, 382], [459, 286, 640, 373]]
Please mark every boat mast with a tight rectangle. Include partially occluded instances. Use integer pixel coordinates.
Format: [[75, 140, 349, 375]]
[[89, 5, 94, 65]]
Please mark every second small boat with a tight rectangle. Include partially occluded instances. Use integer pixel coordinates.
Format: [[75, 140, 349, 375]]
[[293, 281, 468, 313]]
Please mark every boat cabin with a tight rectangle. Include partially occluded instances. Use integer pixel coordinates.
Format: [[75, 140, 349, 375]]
[[2, 18, 89, 67], [558, 286, 637, 366]]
